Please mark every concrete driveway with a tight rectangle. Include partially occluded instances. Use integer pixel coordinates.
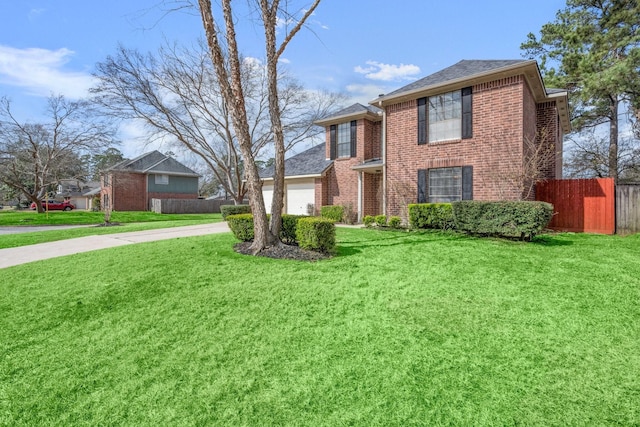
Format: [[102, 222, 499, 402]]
[[0, 222, 230, 269]]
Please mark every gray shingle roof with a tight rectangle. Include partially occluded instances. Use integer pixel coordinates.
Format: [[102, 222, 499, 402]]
[[259, 144, 332, 179], [317, 103, 382, 123], [383, 59, 532, 98], [109, 150, 199, 176]]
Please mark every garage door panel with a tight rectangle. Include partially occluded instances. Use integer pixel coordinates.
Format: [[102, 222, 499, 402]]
[[262, 185, 273, 211], [286, 182, 314, 215]]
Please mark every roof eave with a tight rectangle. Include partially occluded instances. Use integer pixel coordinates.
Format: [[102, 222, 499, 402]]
[[314, 110, 382, 127], [370, 60, 542, 107]]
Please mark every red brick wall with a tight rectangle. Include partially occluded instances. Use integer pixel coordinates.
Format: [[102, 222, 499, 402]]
[[535, 101, 561, 180], [111, 172, 147, 211], [323, 118, 380, 211], [385, 76, 535, 216], [363, 173, 382, 216]]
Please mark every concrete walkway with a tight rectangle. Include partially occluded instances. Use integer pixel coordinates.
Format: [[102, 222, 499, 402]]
[[0, 222, 231, 269]]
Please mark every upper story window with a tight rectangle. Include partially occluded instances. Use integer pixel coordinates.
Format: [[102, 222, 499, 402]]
[[337, 123, 351, 157], [418, 87, 472, 144], [330, 120, 357, 159], [155, 174, 169, 185]]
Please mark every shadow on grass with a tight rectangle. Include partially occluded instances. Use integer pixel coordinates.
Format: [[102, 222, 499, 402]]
[[335, 228, 574, 258]]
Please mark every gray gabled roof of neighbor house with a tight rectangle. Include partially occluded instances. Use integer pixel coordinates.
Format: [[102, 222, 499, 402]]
[[379, 59, 532, 99], [108, 150, 200, 177], [259, 144, 332, 180]]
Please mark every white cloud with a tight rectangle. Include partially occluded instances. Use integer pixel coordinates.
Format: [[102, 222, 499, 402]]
[[345, 83, 389, 104], [354, 60, 421, 82], [0, 45, 95, 99]]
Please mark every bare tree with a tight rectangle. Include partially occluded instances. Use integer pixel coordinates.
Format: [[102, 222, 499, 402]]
[[92, 41, 338, 206], [564, 127, 640, 182], [0, 95, 116, 213], [480, 129, 557, 201], [197, 0, 321, 253]]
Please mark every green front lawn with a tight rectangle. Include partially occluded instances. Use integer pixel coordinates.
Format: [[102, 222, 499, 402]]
[[0, 211, 222, 249], [1, 229, 639, 425]]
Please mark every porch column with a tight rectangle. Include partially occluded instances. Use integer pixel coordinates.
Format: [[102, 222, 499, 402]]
[[357, 171, 363, 223]]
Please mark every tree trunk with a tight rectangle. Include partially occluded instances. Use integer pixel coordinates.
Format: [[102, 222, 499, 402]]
[[609, 96, 619, 183]]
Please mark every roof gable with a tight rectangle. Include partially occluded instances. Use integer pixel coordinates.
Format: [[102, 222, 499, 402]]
[[109, 150, 199, 176], [314, 103, 382, 126], [259, 144, 332, 179], [382, 60, 530, 99]]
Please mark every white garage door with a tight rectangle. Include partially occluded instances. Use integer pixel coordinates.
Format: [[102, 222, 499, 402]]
[[262, 184, 273, 211], [286, 182, 314, 215]]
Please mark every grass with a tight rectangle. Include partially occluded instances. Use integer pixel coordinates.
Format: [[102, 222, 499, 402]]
[[1, 228, 639, 425], [0, 211, 222, 249]]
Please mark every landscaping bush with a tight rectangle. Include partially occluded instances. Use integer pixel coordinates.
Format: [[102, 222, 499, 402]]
[[226, 213, 255, 241], [220, 204, 251, 220], [296, 217, 336, 253], [408, 203, 454, 230], [452, 200, 554, 241], [281, 214, 307, 244], [363, 215, 375, 228], [388, 216, 402, 229], [375, 214, 387, 227], [321, 205, 344, 222]]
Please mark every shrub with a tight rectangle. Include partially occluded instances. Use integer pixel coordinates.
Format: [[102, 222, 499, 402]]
[[375, 214, 387, 227], [221, 204, 251, 220], [408, 203, 454, 230], [226, 213, 255, 241], [296, 217, 336, 253], [321, 205, 344, 222], [363, 215, 375, 228], [281, 214, 307, 244], [388, 216, 402, 229], [452, 200, 553, 241]]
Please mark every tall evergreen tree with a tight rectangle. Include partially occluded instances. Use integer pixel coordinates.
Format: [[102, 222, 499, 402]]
[[521, 0, 640, 182]]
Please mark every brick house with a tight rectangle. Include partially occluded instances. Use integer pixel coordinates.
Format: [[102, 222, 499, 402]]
[[101, 150, 200, 211], [262, 59, 570, 220]]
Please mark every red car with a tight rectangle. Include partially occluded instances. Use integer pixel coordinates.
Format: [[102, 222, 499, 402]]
[[30, 200, 75, 211]]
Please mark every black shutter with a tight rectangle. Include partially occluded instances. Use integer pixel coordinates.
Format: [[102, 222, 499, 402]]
[[330, 125, 336, 160], [417, 97, 427, 145], [462, 87, 473, 139], [350, 120, 357, 157], [462, 166, 473, 200], [417, 169, 427, 203]]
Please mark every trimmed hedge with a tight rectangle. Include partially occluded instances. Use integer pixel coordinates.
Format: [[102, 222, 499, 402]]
[[388, 216, 402, 229], [227, 213, 309, 244], [226, 213, 255, 241], [296, 217, 336, 253], [221, 204, 251, 220], [452, 200, 553, 241], [408, 203, 454, 230], [281, 214, 308, 244], [363, 215, 375, 228], [375, 214, 387, 227], [321, 205, 344, 222]]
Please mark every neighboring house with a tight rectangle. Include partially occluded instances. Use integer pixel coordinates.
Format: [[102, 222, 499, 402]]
[[101, 151, 200, 211], [57, 179, 101, 210], [264, 59, 570, 220], [258, 144, 333, 215]]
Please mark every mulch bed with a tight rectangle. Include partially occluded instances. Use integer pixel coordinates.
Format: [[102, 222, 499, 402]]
[[234, 242, 331, 262]]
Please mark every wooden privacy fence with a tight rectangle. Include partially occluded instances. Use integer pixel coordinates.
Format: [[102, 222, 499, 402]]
[[616, 185, 640, 235], [535, 178, 615, 234], [150, 198, 236, 214]]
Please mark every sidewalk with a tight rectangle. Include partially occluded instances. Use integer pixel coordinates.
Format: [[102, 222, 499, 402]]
[[0, 222, 231, 269]]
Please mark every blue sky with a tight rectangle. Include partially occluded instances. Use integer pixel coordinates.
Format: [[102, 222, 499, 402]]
[[0, 0, 567, 156]]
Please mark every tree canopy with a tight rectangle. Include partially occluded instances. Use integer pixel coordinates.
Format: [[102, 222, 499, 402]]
[[521, 0, 640, 181], [0, 95, 117, 212]]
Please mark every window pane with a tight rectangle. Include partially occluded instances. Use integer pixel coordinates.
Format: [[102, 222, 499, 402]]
[[428, 90, 461, 142], [428, 167, 462, 202], [337, 122, 351, 157]]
